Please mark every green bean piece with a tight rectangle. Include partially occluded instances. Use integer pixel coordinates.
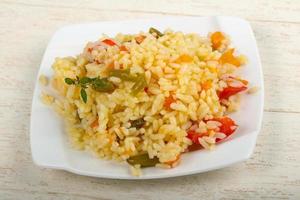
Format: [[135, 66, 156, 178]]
[[127, 153, 160, 168], [109, 69, 136, 81], [149, 27, 163, 38], [92, 78, 115, 92], [131, 73, 147, 95], [130, 118, 145, 129]]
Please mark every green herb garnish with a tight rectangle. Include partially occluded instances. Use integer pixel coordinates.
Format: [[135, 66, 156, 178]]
[[79, 77, 92, 85], [64, 69, 147, 103], [65, 78, 75, 85], [80, 88, 87, 103], [64, 77, 115, 103]]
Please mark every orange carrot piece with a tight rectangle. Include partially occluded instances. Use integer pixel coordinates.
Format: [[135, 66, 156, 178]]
[[90, 118, 99, 128], [108, 62, 115, 69], [135, 35, 146, 44], [175, 54, 193, 63], [219, 48, 241, 67], [119, 45, 128, 52], [164, 95, 176, 109], [202, 80, 212, 90], [211, 31, 225, 50], [164, 154, 181, 166]]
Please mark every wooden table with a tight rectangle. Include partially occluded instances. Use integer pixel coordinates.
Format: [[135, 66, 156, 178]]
[[1, 0, 299, 199]]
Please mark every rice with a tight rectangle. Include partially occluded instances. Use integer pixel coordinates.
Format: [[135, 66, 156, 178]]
[[247, 86, 259, 94], [39, 74, 48, 86], [40, 92, 54, 105], [40, 28, 249, 175], [130, 164, 142, 176]]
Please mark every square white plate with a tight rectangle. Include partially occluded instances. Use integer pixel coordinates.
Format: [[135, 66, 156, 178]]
[[30, 16, 264, 179]]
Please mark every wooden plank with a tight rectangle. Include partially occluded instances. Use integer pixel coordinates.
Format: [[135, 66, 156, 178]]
[[252, 21, 300, 113], [2, 0, 300, 23]]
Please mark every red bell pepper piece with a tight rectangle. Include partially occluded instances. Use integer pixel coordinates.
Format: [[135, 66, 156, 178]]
[[211, 117, 237, 142], [102, 39, 117, 46], [187, 130, 204, 151], [187, 130, 201, 144], [187, 143, 203, 152], [187, 116, 237, 151], [218, 85, 247, 100]]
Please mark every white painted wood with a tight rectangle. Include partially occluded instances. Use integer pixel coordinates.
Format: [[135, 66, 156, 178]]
[[0, 0, 299, 199]]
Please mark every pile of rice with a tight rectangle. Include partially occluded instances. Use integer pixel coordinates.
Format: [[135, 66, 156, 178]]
[[40, 29, 250, 176]]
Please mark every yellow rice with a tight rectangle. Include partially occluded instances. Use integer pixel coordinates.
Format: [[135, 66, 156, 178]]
[[40, 29, 248, 176]]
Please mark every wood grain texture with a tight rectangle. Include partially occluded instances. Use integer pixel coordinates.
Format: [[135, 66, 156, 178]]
[[0, 0, 299, 199]]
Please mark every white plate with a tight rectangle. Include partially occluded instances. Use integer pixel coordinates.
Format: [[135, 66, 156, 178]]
[[30, 16, 264, 179]]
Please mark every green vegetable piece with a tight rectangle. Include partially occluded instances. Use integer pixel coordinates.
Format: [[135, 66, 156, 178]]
[[65, 78, 75, 85], [80, 88, 87, 103], [109, 69, 136, 81], [109, 69, 147, 95], [149, 27, 163, 38], [79, 77, 92, 85], [127, 153, 159, 168], [130, 118, 145, 129], [92, 78, 115, 92], [131, 73, 147, 95]]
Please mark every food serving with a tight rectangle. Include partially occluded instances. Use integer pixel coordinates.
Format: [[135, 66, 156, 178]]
[[40, 28, 252, 176]]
